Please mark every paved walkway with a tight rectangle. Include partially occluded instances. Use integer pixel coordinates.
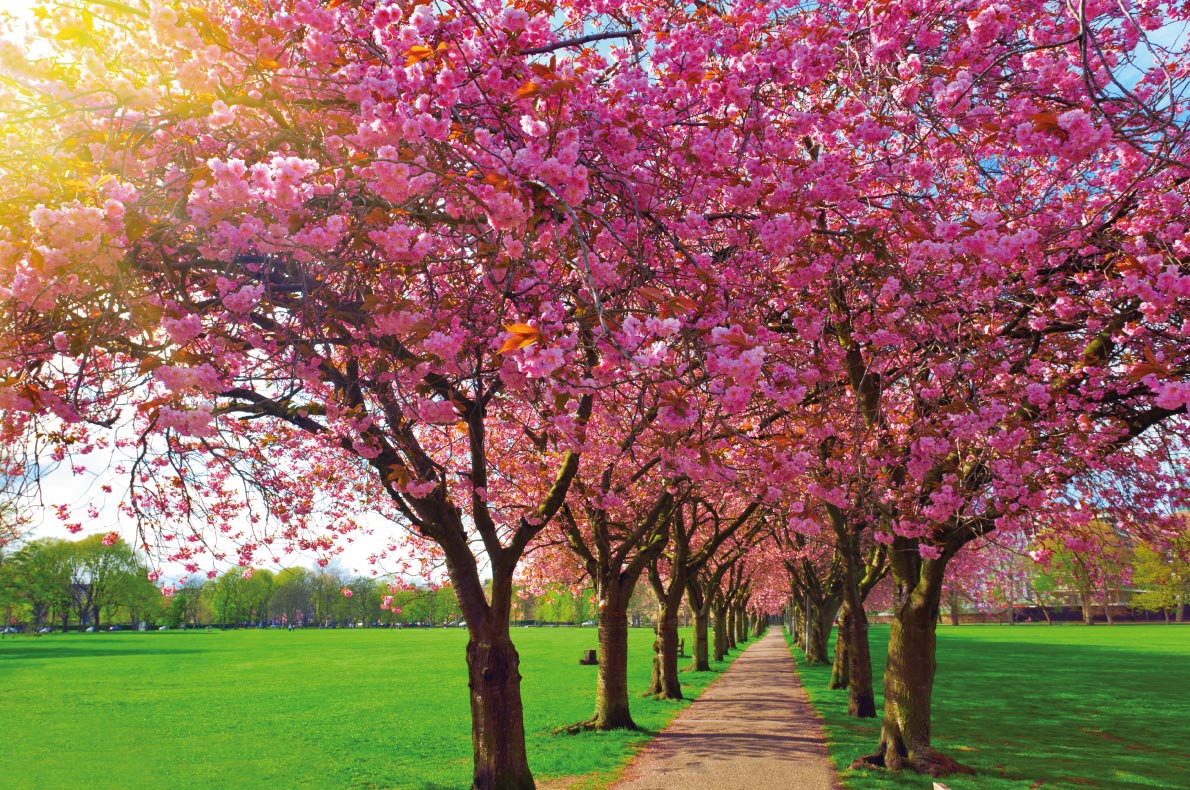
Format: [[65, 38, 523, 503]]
[[612, 629, 837, 790]]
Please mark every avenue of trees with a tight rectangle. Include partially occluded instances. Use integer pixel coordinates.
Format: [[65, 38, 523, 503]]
[[1, 1, 1188, 788]]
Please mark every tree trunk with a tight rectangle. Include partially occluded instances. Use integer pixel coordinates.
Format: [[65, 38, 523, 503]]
[[648, 607, 663, 696], [946, 590, 960, 626], [855, 545, 973, 779], [690, 607, 710, 671], [735, 605, 748, 644], [1036, 599, 1052, 625], [686, 579, 712, 672], [752, 614, 764, 638], [588, 582, 638, 730], [806, 601, 838, 665], [840, 532, 876, 718], [790, 599, 805, 647], [842, 595, 875, 717], [647, 611, 682, 699], [1081, 595, 1094, 624], [713, 601, 728, 661], [466, 622, 534, 790], [645, 560, 686, 700], [726, 606, 738, 650], [829, 607, 849, 690], [447, 553, 536, 790]]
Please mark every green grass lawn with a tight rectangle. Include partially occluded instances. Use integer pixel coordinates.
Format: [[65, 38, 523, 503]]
[[790, 623, 1190, 790], [0, 625, 746, 789]]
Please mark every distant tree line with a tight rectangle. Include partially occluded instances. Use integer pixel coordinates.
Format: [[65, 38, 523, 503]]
[[167, 567, 465, 629], [0, 533, 699, 633], [0, 535, 159, 631], [0, 536, 470, 631]]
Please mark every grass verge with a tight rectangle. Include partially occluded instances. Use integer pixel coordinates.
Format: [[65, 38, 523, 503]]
[[787, 623, 1190, 790], [0, 625, 753, 789]]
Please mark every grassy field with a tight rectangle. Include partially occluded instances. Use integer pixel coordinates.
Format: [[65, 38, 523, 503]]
[[0, 625, 745, 789], [790, 623, 1190, 790]]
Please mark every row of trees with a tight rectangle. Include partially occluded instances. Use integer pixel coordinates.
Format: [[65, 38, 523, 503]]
[[1, 1, 1187, 788], [938, 525, 1190, 625], [0, 535, 469, 629], [0, 535, 158, 631], [189, 567, 465, 627], [0, 532, 701, 631]]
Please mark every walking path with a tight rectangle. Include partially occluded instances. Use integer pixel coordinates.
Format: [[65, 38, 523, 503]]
[[612, 629, 837, 790]]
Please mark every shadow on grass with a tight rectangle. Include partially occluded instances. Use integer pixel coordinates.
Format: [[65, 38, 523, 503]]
[[792, 626, 1190, 790]]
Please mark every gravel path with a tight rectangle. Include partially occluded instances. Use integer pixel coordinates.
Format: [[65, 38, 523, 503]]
[[611, 629, 838, 790]]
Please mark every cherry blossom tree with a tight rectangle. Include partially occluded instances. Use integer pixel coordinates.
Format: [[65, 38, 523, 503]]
[[644, 492, 762, 699], [0, 1, 673, 785], [2, 0, 1188, 785]]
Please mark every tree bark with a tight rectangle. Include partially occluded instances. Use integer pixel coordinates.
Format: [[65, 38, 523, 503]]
[[839, 531, 876, 718], [713, 600, 728, 661], [734, 605, 748, 644], [790, 599, 805, 648], [726, 606, 738, 650], [829, 606, 849, 689], [826, 505, 877, 717], [842, 592, 875, 717], [466, 623, 534, 790], [588, 579, 638, 729], [1081, 595, 1095, 624], [448, 553, 535, 790], [690, 606, 710, 671], [645, 548, 688, 700], [686, 578, 712, 671], [647, 610, 682, 699], [806, 600, 838, 665], [855, 541, 973, 778]]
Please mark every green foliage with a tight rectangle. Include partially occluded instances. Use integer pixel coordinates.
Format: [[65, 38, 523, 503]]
[[531, 584, 595, 624], [1, 536, 162, 630], [791, 625, 1190, 790], [2, 538, 74, 627], [385, 585, 463, 625], [1131, 543, 1189, 617], [0, 626, 741, 788], [205, 568, 276, 626]]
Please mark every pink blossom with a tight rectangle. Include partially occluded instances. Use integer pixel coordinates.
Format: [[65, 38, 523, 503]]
[[162, 314, 203, 346], [918, 543, 943, 560], [223, 284, 264, 314]]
